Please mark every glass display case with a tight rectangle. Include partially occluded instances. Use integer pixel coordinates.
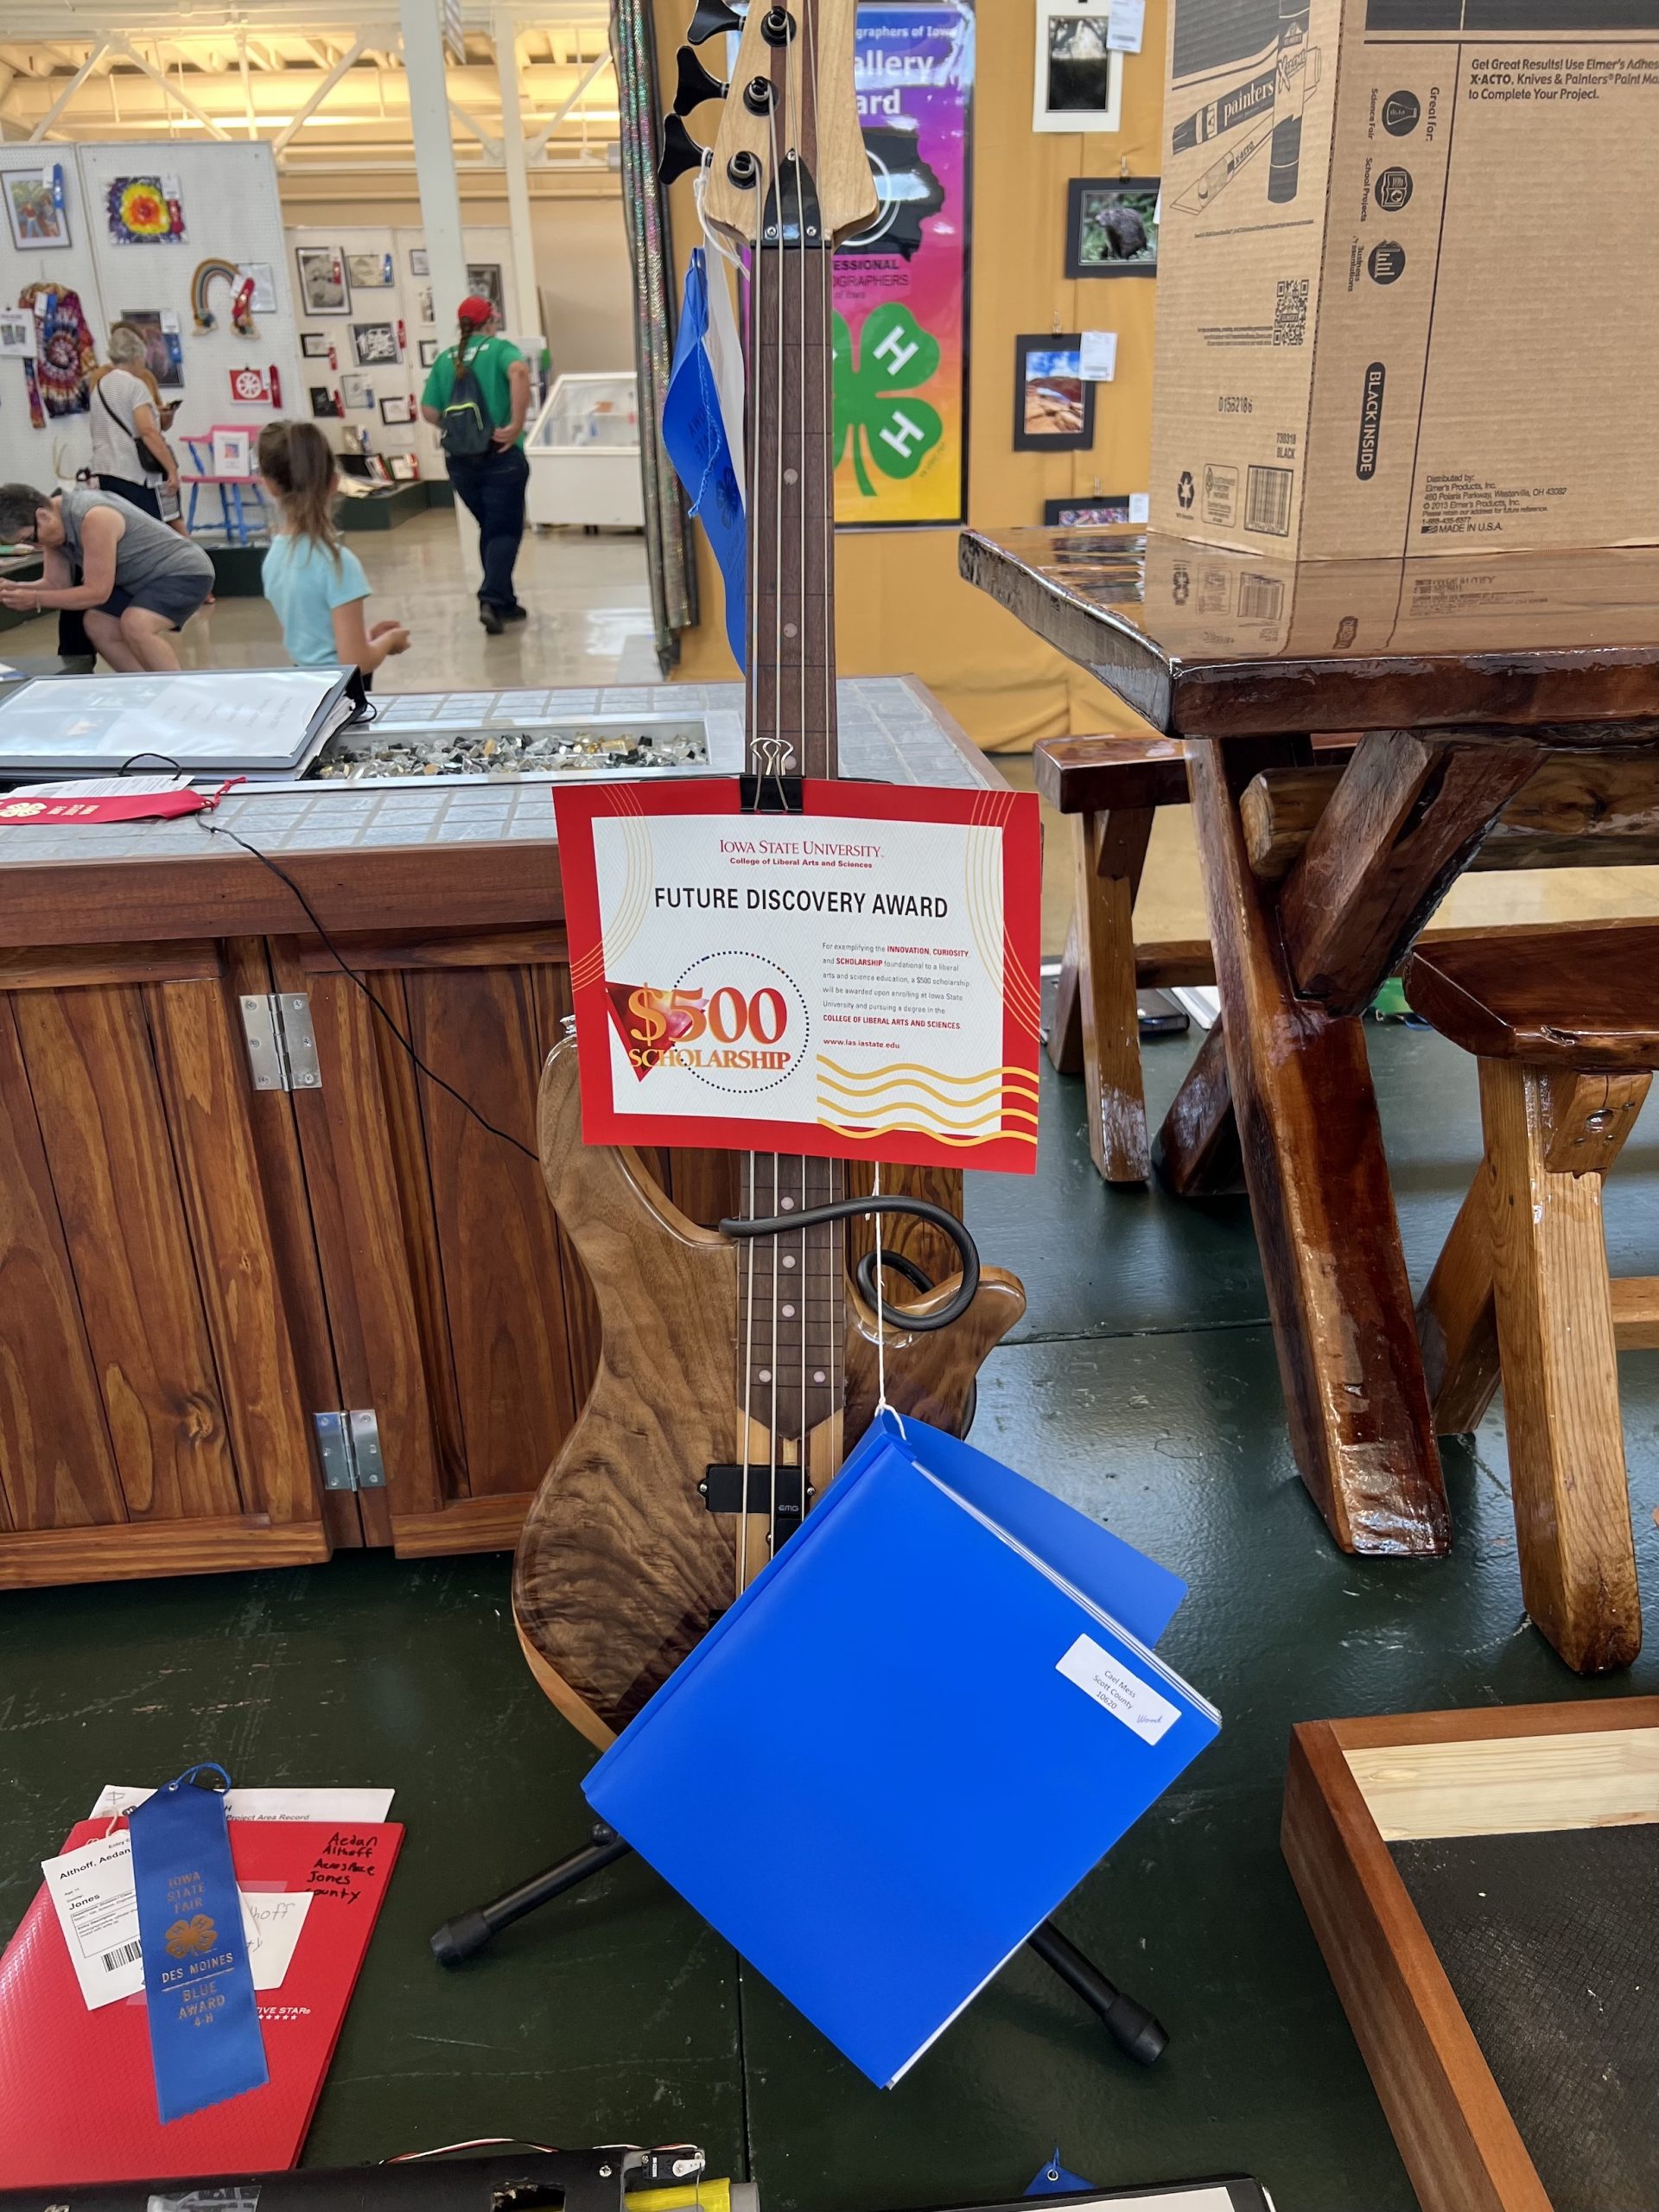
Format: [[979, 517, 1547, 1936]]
[[526, 372, 645, 529]]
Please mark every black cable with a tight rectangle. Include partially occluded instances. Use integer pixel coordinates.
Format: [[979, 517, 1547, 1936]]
[[195, 815, 537, 1163], [721, 1193, 980, 1331], [197, 818, 982, 1339], [855, 1246, 978, 1435]]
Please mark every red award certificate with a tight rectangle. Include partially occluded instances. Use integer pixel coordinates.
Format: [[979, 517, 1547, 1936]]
[[555, 779, 1042, 1173]]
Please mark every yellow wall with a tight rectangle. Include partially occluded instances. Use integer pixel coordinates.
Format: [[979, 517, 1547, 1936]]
[[658, 0, 1168, 747]]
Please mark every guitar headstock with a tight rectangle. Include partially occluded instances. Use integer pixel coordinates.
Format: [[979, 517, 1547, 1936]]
[[664, 0, 876, 252]]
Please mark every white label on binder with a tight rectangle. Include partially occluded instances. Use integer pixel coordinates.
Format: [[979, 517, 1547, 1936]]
[[1057, 1634, 1180, 1744]]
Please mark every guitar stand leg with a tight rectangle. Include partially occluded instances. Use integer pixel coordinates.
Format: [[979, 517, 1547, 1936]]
[[430, 1822, 632, 1966], [431, 1832, 1167, 2068], [1029, 1918, 1168, 2066]]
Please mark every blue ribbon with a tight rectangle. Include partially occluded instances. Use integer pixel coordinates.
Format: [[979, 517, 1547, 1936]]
[[128, 1763, 268, 2124], [1027, 2149, 1096, 2196], [662, 247, 748, 671]]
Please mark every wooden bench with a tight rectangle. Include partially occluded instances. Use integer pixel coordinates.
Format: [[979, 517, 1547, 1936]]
[[1040, 734, 1659, 1186], [1408, 918, 1659, 1675]]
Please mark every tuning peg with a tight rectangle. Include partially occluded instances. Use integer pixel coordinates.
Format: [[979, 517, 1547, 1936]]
[[658, 111, 706, 188], [688, 0, 742, 44], [674, 44, 728, 114]]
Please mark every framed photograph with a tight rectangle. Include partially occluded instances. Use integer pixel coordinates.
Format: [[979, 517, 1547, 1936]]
[[296, 245, 349, 316], [418, 339, 439, 368], [352, 321, 399, 366], [409, 246, 429, 276], [1033, 3, 1123, 134], [116, 308, 184, 391], [416, 284, 433, 325], [380, 393, 416, 426], [212, 426, 251, 478], [1044, 495, 1134, 526], [340, 371, 374, 410], [387, 454, 418, 481], [1014, 334, 1096, 451], [346, 251, 394, 289], [466, 262, 503, 311], [1066, 178, 1159, 277], [3, 170, 70, 251], [301, 332, 334, 361], [309, 385, 342, 419]]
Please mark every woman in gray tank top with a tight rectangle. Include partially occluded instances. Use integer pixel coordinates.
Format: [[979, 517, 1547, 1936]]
[[0, 482, 214, 671]]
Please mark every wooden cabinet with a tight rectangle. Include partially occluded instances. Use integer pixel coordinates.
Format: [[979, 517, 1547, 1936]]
[[0, 682, 992, 1588], [0, 939, 329, 1581]]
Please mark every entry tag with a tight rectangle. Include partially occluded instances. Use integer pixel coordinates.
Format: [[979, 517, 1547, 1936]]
[[128, 1765, 269, 2123], [43, 1827, 314, 2010]]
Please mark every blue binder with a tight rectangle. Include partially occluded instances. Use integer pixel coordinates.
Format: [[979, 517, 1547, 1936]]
[[585, 1409, 1220, 2088]]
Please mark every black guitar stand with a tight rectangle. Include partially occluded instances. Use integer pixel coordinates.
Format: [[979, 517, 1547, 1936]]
[[431, 1822, 1168, 2069]]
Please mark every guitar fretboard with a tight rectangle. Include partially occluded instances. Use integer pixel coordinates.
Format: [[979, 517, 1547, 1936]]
[[736, 1153, 846, 1444]]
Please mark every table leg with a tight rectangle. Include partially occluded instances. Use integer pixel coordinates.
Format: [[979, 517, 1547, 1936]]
[[1479, 1059, 1643, 1672], [1154, 1021, 1243, 1196], [1049, 916, 1084, 1076], [1277, 730, 1544, 1015], [1186, 737, 1451, 1555], [1072, 807, 1155, 1184]]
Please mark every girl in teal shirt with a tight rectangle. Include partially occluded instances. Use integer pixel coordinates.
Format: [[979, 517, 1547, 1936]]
[[257, 422, 410, 677]]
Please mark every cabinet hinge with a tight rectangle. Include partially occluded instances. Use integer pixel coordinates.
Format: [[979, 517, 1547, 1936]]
[[313, 1409, 387, 1491], [240, 992, 321, 1093]]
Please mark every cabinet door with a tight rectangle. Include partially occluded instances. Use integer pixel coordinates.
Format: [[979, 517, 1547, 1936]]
[[0, 944, 331, 1586], [278, 929, 597, 1557]]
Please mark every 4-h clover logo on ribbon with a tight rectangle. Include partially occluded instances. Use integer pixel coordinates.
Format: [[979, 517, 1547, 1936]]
[[165, 1911, 219, 1957], [833, 304, 943, 498]]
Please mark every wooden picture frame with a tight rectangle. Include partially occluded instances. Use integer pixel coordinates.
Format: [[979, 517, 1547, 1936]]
[[296, 245, 349, 316], [1284, 1698, 1659, 2212], [1013, 334, 1096, 453], [1065, 178, 1160, 279]]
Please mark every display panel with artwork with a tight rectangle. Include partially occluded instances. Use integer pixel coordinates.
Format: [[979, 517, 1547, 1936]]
[[1013, 335, 1096, 451], [352, 321, 399, 365], [1033, 3, 1122, 133], [1065, 179, 1159, 277], [296, 246, 349, 315], [3, 170, 70, 251], [826, 2, 973, 528], [117, 309, 184, 391], [108, 176, 187, 245]]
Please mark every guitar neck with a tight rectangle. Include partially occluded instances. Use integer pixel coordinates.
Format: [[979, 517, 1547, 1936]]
[[740, 1152, 845, 1441], [745, 181, 838, 779]]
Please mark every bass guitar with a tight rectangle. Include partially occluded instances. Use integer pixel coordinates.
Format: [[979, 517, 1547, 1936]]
[[516, 0, 1027, 1750]]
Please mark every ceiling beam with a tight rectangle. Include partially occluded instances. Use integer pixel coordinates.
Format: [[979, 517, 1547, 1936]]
[[25, 37, 111, 141], [105, 35, 234, 139], [272, 32, 366, 154]]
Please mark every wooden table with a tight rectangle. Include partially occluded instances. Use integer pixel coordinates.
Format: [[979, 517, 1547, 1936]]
[[0, 675, 987, 1588], [962, 524, 1659, 1560]]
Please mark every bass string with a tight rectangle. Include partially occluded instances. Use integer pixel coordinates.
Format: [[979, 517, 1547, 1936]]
[[766, 84, 788, 1567]]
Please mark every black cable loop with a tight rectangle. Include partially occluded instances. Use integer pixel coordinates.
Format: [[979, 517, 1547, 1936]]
[[718, 1194, 979, 1332]]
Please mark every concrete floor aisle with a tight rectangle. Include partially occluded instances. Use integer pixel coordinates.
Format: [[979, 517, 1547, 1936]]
[[5, 1017, 1659, 2208]]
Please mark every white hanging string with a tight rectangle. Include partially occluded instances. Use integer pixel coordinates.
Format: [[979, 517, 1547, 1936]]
[[872, 1160, 888, 1413]]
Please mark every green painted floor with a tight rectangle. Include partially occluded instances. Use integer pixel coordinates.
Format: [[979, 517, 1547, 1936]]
[[6, 1017, 1659, 2208]]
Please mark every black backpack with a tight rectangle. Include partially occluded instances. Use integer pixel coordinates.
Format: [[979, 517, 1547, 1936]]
[[439, 337, 494, 459]]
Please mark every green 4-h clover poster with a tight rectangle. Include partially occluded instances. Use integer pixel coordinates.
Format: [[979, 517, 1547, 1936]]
[[833, 2, 972, 526]]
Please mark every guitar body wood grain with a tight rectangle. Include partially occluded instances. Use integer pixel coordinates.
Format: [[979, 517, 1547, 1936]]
[[513, 1039, 1027, 1747]]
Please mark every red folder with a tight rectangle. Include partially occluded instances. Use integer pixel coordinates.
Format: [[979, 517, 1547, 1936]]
[[0, 1816, 404, 2185]]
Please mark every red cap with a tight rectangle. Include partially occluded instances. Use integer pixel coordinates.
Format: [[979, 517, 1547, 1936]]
[[457, 295, 495, 328]]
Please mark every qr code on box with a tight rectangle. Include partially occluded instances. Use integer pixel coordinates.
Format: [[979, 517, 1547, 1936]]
[[1274, 278, 1309, 346]]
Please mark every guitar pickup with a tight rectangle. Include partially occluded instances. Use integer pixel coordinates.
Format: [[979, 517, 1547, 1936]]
[[700, 1464, 811, 1521]]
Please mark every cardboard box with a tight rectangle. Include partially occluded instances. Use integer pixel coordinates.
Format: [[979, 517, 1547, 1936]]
[[1148, 2, 1659, 560]]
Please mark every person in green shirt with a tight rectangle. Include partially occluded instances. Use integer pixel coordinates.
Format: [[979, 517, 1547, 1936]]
[[420, 295, 532, 633]]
